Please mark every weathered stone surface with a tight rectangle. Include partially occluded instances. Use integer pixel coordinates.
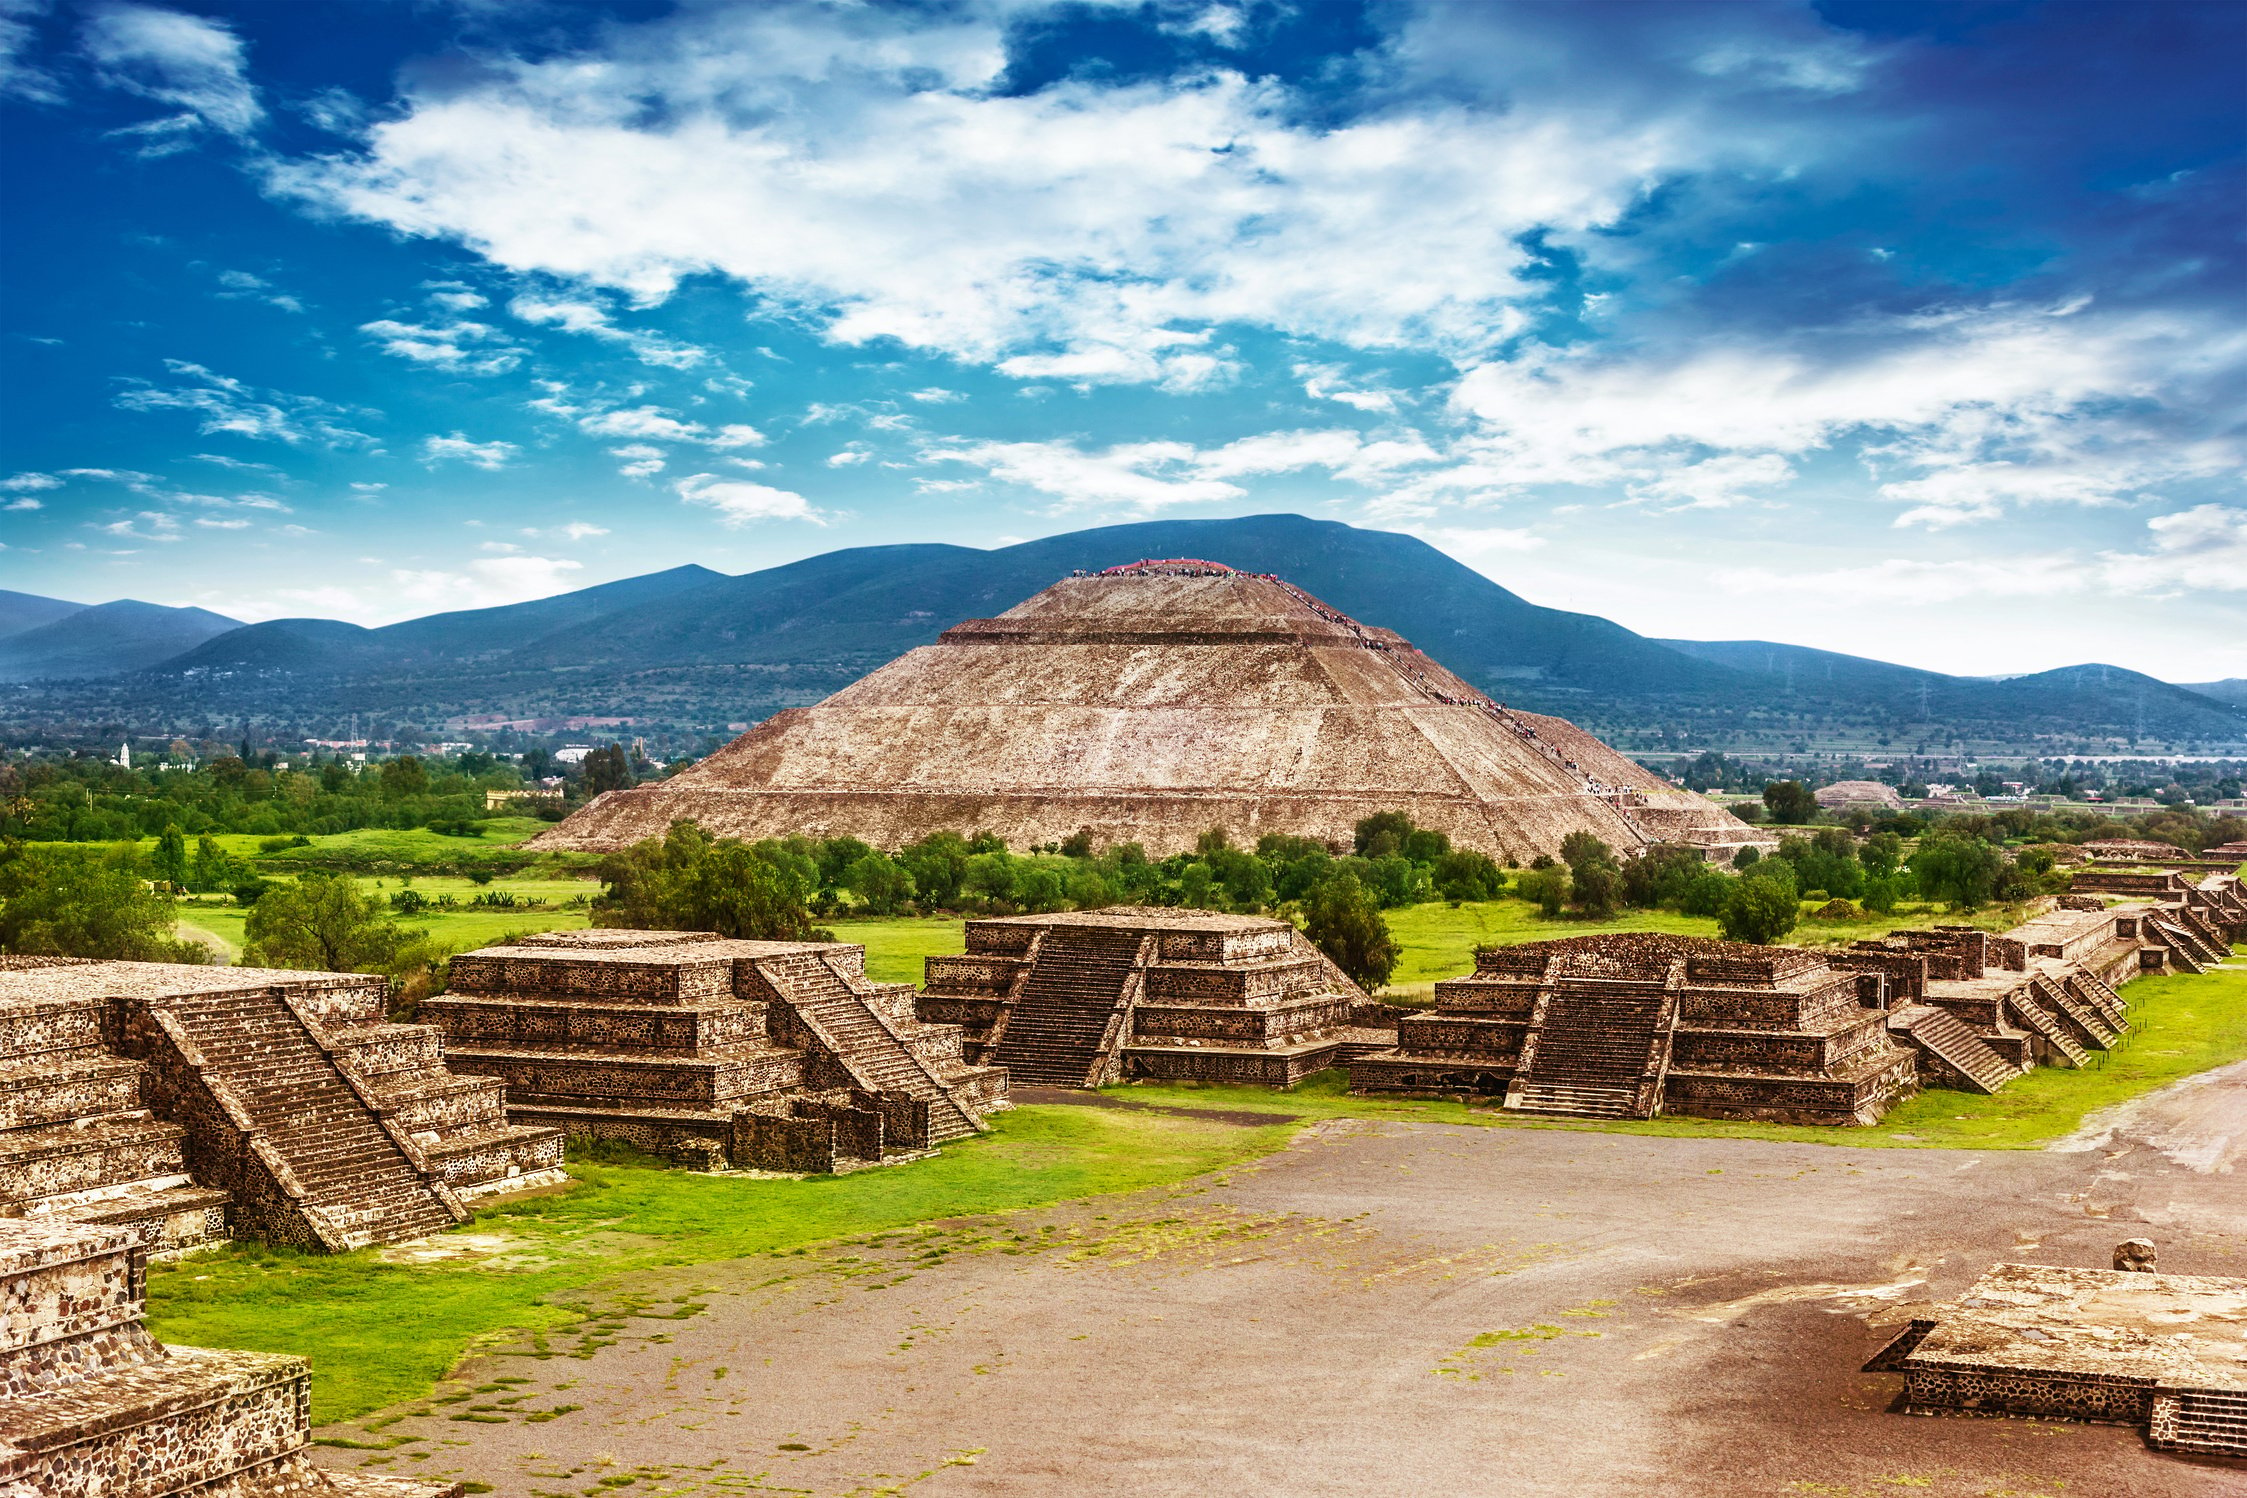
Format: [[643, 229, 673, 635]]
[[1864, 1258, 2247, 1458], [0, 958, 563, 1253], [0, 1217, 460, 1497], [529, 562, 1767, 863], [436, 930, 1006, 1172], [917, 906, 1382, 1088]]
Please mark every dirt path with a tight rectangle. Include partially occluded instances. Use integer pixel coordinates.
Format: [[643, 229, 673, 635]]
[[315, 1117, 2246, 1497], [173, 918, 235, 964]]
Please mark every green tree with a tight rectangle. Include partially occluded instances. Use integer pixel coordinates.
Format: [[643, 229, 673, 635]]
[[1431, 848, 1504, 902], [0, 844, 207, 962], [378, 756, 429, 800], [1718, 878, 1799, 945], [1353, 810, 1414, 859], [189, 834, 238, 894], [244, 871, 428, 974], [1303, 872, 1398, 990], [152, 824, 189, 889], [1762, 781, 1819, 824], [1516, 864, 1569, 917], [581, 744, 633, 797], [1909, 835, 2007, 910], [592, 820, 824, 940], [1559, 832, 1622, 919], [842, 852, 916, 915]]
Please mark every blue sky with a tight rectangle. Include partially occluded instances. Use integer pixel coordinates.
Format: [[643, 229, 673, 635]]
[[1, 0, 2241, 679]]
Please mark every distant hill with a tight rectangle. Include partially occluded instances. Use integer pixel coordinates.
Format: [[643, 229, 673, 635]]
[[0, 599, 241, 683], [0, 589, 84, 642], [1660, 640, 2245, 743], [2184, 679, 2247, 708], [3, 517, 2241, 751]]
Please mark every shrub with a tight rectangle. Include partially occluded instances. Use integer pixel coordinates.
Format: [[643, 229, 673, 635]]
[[1303, 873, 1398, 990], [1718, 878, 1799, 945]]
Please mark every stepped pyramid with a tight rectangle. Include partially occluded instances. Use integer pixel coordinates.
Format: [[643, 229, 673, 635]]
[[531, 560, 1766, 862], [916, 907, 1394, 1088], [430, 930, 1007, 1171], [0, 958, 564, 1254]]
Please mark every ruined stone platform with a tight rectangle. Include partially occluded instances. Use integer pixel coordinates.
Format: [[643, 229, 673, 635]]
[[0, 1216, 460, 1497], [1350, 933, 1917, 1124], [1866, 1259, 2247, 1458], [917, 907, 1383, 1089], [0, 959, 562, 1254], [432, 930, 1006, 1172]]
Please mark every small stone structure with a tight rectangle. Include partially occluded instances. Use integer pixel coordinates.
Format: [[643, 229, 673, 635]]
[[0, 958, 562, 1254], [2080, 838, 2193, 864], [1865, 1250, 2247, 1460], [916, 908, 1391, 1087], [0, 1216, 457, 1496], [1349, 934, 1917, 1123], [430, 930, 1007, 1172], [530, 560, 1770, 865], [1813, 780, 1904, 810]]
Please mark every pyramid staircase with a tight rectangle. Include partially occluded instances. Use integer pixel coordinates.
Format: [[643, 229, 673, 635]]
[[762, 954, 986, 1145], [2024, 972, 2123, 1052], [2064, 966, 2129, 1031], [1505, 960, 1678, 1120], [1888, 1005, 2021, 1093], [140, 990, 463, 1251], [992, 928, 1149, 1087], [2152, 912, 2226, 972], [2150, 1386, 2247, 1458]]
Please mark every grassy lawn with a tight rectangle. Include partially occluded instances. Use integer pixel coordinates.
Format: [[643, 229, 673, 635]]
[[176, 873, 593, 961], [827, 915, 969, 984], [147, 1103, 1294, 1425]]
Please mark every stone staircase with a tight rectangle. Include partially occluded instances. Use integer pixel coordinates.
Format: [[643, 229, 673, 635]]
[[993, 928, 1147, 1086], [1507, 977, 1673, 1120], [2026, 973, 2122, 1051], [1889, 1005, 2020, 1093], [2149, 1386, 2247, 1458], [154, 990, 459, 1250], [2064, 966, 2129, 1030], [2004, 994, 2091, 1067], [765, 956, 984, 1145], [2152, 914, 2224, 972]]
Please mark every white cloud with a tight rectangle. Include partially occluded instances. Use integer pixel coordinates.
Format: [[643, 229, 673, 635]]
[[1437, 300, 2243, 526], [112, 360, 372, 446], [1298, 362, 1397, 413], [1, 471, 60, 492], [539, 396, 767, 451], [1, 0, 61, 105], [676, 472, 823, 525], [2104, 504, 2247, 594], [194, 516, 250, 529], [5, 497, 44, 512], [420, 432, 518, 470], [928, 427, 1441, 512], [609, 443, 666, 479], [359, 317, 523, 375], [1625, 453, 1795, 511], [825, 446, 870, 467], [908, 387, 965, 404], [96, 510, 182, 542], [268, 3, 1763, 388], [392, 554, 584, 610], [559, 521, 609, 541], [81, 2, 260, 138], [214, 268, 304, 314], [508, 294, 708, 368]]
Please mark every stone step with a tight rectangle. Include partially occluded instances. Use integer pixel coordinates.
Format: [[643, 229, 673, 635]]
[[1893, 1005, 2018, 1092], [1508, 1083, 1639, 1119]]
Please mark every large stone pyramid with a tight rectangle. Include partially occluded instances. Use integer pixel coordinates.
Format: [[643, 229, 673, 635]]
[[532, 560, 1764, 862]]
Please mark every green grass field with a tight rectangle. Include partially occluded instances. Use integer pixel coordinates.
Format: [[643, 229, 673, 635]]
[[175, 873, 594, 963], [147, 1104, 1296, 1424]]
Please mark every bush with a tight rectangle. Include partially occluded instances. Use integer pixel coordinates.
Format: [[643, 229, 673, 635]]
[[592, 820, 825, 941], [1719, 878, 1799, 945], [245, 871, 433, 976], [1303, 873, 1398, 990], [0, 843, 209, 962], [1516, 864, 1569, 917]]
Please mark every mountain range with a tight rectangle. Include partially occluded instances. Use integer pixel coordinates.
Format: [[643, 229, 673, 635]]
[[4, 515, 2240, 753]]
